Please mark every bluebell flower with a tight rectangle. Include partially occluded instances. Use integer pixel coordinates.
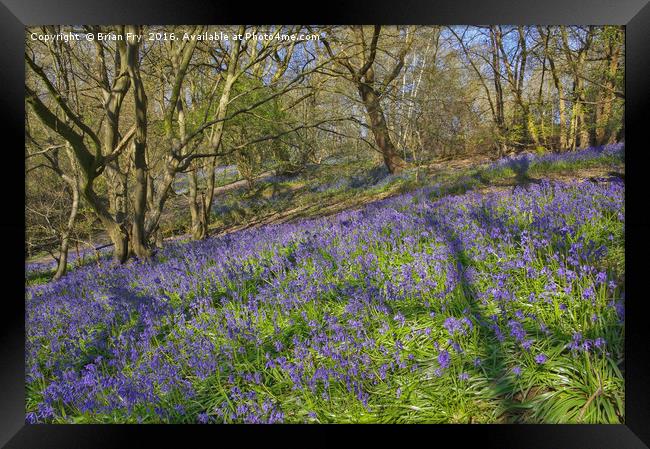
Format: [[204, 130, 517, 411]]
[[23, 174, 623, 423], [438, 350, 450, 369]]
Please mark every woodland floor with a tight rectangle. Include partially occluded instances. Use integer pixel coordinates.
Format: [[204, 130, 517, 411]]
[[26, 150, 625, 266]]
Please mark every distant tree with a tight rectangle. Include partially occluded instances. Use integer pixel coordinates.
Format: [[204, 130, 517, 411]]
[[321, 26, 415, 174]]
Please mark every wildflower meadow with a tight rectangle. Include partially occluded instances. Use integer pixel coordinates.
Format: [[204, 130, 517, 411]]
[[26, 153, 624, 423]]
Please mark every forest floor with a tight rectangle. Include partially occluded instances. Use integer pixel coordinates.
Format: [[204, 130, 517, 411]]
[[26, 145, 625, 272], [25, 143, 626, 424], [204, 165, 622, 242], [181, 151, 624, 242]]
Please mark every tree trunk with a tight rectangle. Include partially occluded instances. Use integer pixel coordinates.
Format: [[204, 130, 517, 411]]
[[568, 78, 589, 151], [358, 84, 407, 174], [401, 32, 437, 157], [188, 168, 206, 240], [201, 157, 217, 236], [576, 88, 590, 149], [144, 163, 177, 242], [180, 89, 207, 241], [99, 31, 131, 249], [546, 38, 567, 149], [53, 177, 80, 281], [561, 26, 594, 150], [524, 104, 540, 147], [106, 218, 129, 264], [595, 29, 621, 145], [490, 27, 508, 156], [187, 35, 241, 239], [188, 157, 216, 240], [25, 31, 133, 265], [126, 25, 151, 260], [141, 28, 202, 244]]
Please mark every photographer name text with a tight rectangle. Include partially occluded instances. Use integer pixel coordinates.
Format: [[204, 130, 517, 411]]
[[29, 31, 321, 43]]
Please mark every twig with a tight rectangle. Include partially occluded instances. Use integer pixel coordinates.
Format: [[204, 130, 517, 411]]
[[579, 371, 603, 420]]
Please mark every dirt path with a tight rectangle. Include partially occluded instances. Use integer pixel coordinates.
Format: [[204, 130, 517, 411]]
[[472, 166, 624, 196], [422, 154, 494, 173], [205, 165, 624, 240], [211, 170, 276, 196], [208, 188, 401, 240]]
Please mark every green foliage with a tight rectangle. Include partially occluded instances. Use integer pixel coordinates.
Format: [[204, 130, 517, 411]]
[[221, 76, 294, 180]]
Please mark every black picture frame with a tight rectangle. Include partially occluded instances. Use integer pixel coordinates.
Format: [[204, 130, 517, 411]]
[[3, 1, 649, 447]]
